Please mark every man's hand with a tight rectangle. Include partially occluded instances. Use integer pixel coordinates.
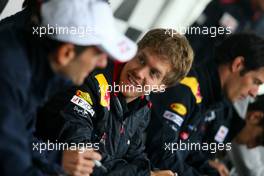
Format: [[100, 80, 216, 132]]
[[209, 159, 229, 176], [62, 149, 102, 176], [151, 170, 176, 176]]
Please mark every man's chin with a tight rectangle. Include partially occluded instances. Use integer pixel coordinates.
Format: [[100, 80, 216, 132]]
[[72, 76, 85, 86], [236, 96, 247, 102], [231, 96, 243, 103]]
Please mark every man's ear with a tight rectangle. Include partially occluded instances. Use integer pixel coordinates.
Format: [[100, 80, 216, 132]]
[[55, 43, 75, 66], [247, 111, 264, 125], [231, 56, 244, 73]]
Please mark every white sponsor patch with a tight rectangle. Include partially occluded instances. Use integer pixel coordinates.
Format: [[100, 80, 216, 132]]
[[214, 125, 229, 143], [71, 95, 95, 116], [163, 110, 184, 127], [73, 106, 89, 118]]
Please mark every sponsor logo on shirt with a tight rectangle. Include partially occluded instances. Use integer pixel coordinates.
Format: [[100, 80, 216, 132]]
[[71, 95, 95, 116], [180, 77, 202, 104], [95, 74, 110, 110], [76, 90, 93, 105], [163, 110, 184, 127], [214, 125, 229, 143], [170, 103, 187, 116]]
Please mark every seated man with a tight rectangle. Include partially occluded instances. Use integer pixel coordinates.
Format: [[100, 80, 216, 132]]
[[146, 33, 264, 176], [233, 94, 264, 148], [0, 0, 137, 175], [36, 28, 194, 176], [229, 94, 264, 176]]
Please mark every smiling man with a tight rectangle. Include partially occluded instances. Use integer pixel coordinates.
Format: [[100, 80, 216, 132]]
[[119, 48, 173, 102], [35, 28, 194, 176], [146, 33, 264, 176]]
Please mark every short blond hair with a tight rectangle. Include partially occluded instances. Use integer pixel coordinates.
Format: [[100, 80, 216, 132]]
[[138, 28, 194, 87]]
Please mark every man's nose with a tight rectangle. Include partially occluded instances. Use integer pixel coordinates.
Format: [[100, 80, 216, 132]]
[[96, 53, 108, 68], [135, 66, 148, 80], [249, 86, 259, 98]]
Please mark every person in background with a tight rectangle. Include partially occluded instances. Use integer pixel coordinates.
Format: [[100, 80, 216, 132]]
[[146, 33, 264, 176], [184, 1, 264, 175], [229, 94, 264, 176]]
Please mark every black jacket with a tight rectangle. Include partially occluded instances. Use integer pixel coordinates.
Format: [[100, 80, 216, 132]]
[[36, 62, 152, 176], [0, 9, 70, 176], [146, 62, 231, 176]]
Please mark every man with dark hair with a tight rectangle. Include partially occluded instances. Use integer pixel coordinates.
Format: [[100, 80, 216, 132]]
[[215, 34, 264, 73], [146, 33, 264, 176], [228, 95, 264, 176], [0, 0, 137, 175], [234, 95, 264, 148], [35, 28, 194, 176]]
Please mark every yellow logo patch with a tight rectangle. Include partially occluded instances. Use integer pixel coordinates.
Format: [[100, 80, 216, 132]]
[[95, 74, 110, 110], [180, 77, 202, 104], [170, 103, 187, 116], [76, 90, 93, 105]]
